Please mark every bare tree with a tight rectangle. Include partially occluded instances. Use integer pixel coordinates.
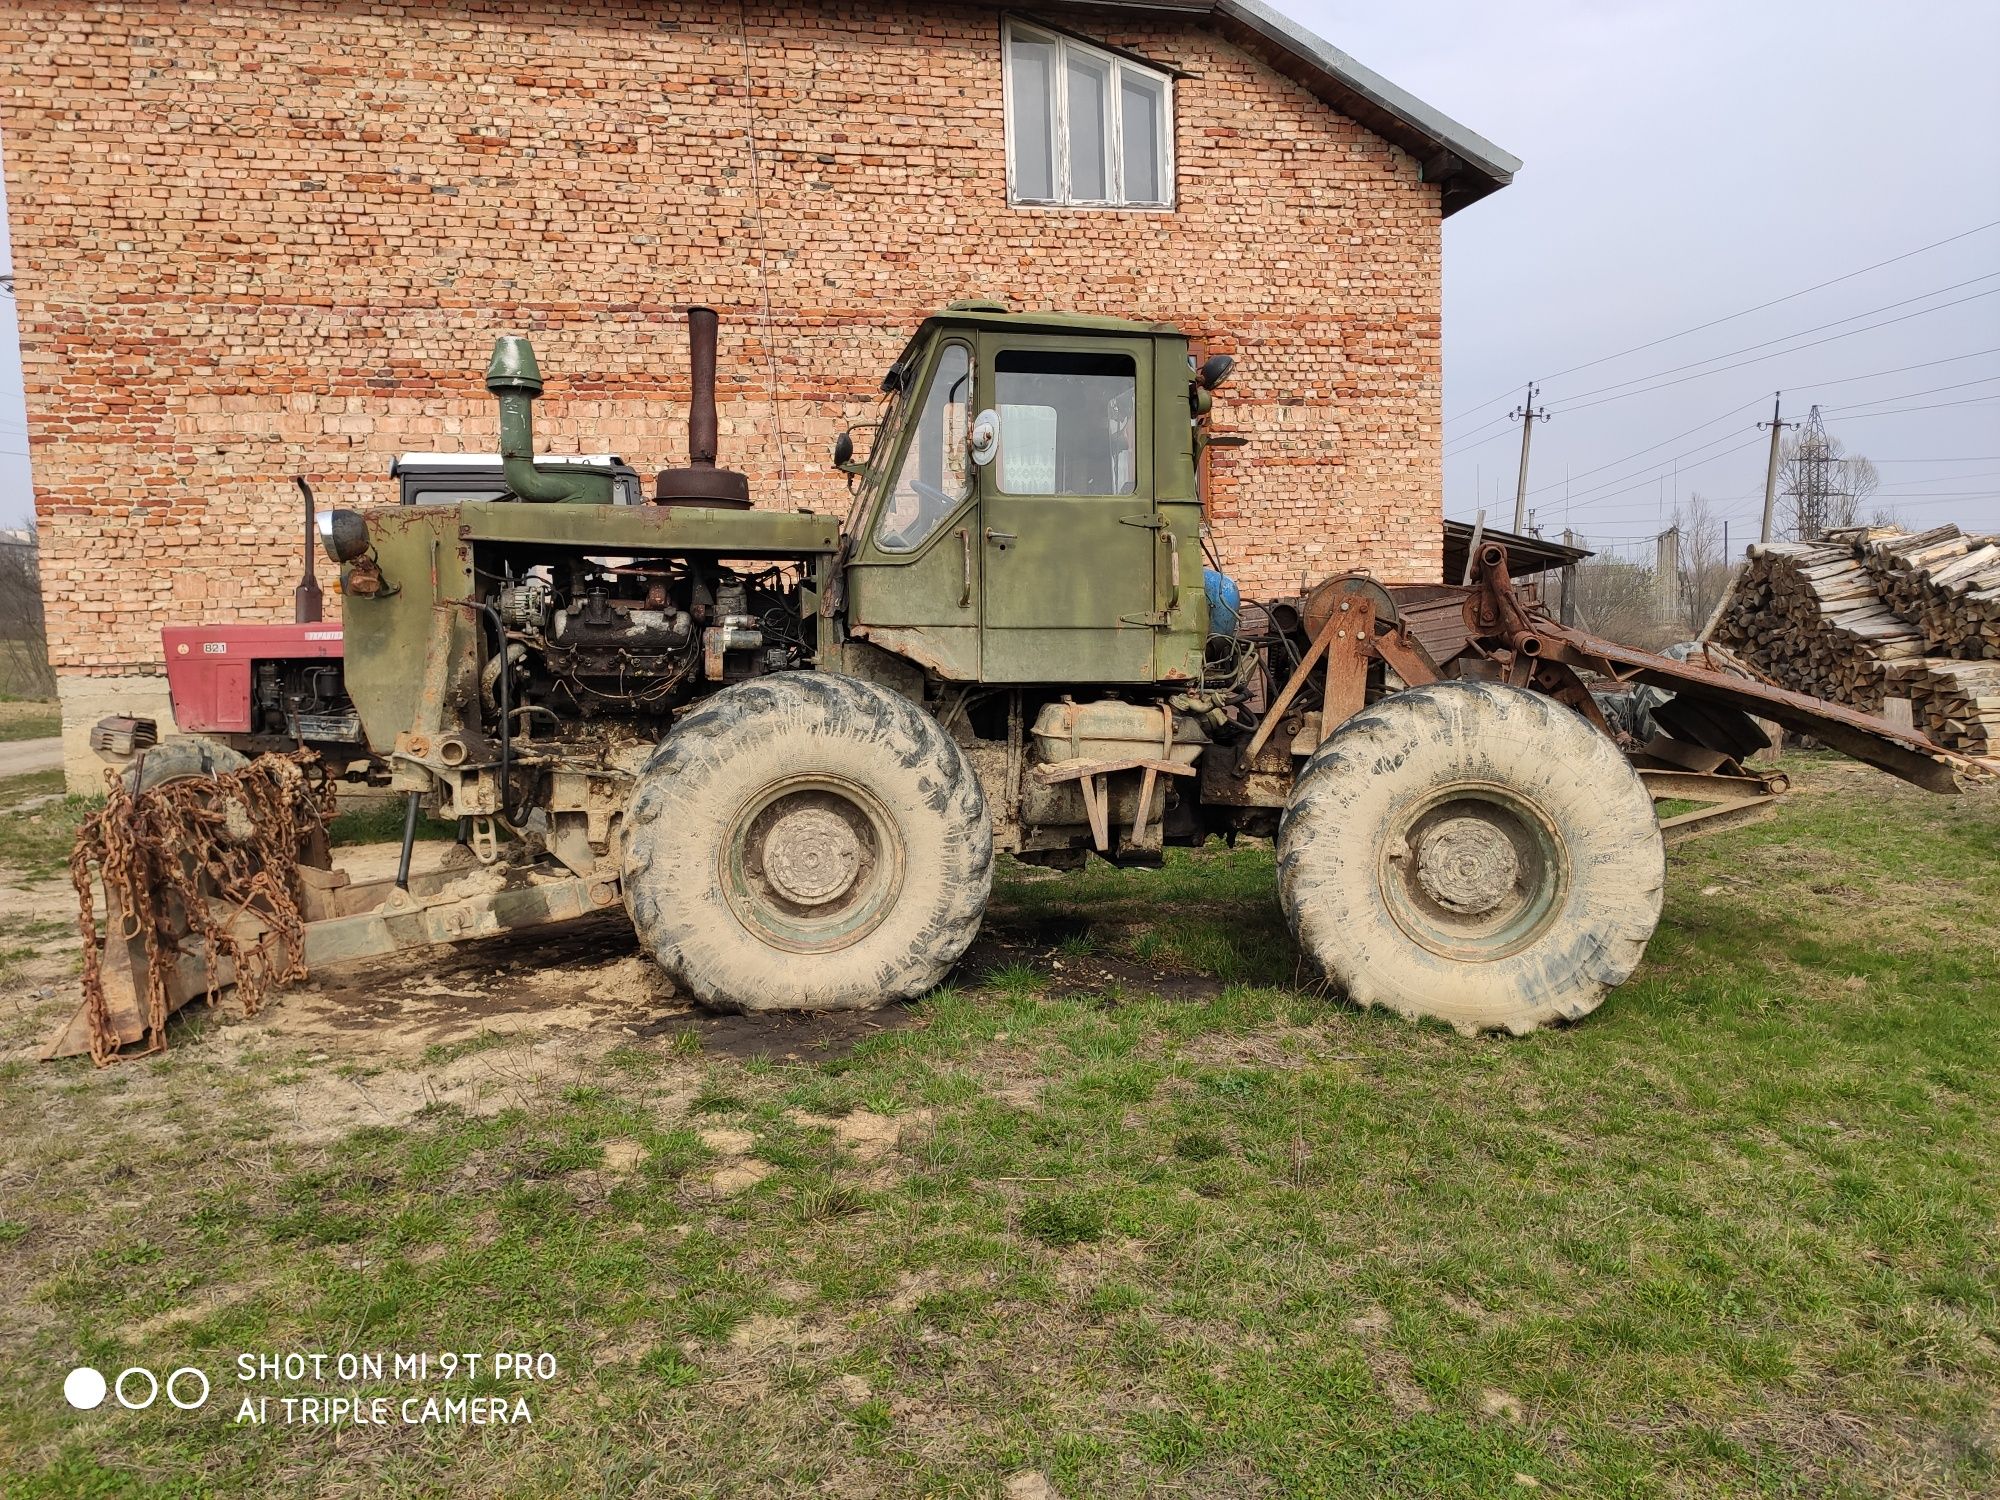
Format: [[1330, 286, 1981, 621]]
[[1668, 492, 1733, 636], [0, 519, 57, 699], [1570, 550, 1676, 650]]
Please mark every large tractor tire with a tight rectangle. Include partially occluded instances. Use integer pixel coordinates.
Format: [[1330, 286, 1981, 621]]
[[622, 672, 993, 1013], [1277, 680, 1664, 1035], [125, 735, 248, 797]]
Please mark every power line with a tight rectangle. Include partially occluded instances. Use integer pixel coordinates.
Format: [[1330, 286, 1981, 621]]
[[1816, 372, 2000, 413], [1547, 277, 2000, 412], [1561, 437, 1769, 517], [1441, 425, 1519, 461], [1532, 425, 1765, 511], [1823, 394, 2000, 422], [1547, 287, 2000, 417], [1521, 396, 1765, 500], [1875, 470, 2000, 489], [1443, 217, 2000, 426], [1478, 353, 2000, 521]]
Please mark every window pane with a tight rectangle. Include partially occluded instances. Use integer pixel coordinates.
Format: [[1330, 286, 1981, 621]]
[[879, 345, 972, 552], [1120, 70, 1165, 204], [995, 350, 1138, 496], [1008, 36, 1057, 202], [1065, 50, 1112, 201]]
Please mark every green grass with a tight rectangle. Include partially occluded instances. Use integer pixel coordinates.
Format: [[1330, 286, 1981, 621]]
[[0, 699, 60, 742], [0, 755, 1996, 1496], [0, 770, 95, 881], [327, 796, 461, 847]]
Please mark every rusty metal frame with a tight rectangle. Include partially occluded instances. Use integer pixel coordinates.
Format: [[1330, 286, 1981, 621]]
[[1461, 538, 1987, 795]]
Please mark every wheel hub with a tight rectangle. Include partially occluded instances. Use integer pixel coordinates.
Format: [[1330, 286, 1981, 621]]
[[722, 777, 904, 954], [760, 805, 864, 907], [1381, 785, 1568, 962], [1413, 816, 1519, 915]]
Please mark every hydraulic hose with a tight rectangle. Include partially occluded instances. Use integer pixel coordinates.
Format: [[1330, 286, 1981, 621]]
[[469, 600, 534, 827]]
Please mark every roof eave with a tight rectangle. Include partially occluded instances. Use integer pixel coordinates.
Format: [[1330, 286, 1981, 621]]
[[1210, 0, 1518, 215]]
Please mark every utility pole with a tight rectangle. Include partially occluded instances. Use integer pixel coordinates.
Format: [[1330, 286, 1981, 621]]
[[1510, 383, 1549, 533], [1758, 392, 1791, 543], [1559, 527, 1578, 626], [1656, 524, 1682, 627]]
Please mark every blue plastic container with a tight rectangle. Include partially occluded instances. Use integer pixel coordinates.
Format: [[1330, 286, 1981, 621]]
[[1203, 568, 1242, 637]]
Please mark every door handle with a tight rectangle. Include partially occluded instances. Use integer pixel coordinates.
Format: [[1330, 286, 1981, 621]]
[[984, 528, 1017, 549], [1163, 531, 1181, 613], [957, 528, 972, 608]]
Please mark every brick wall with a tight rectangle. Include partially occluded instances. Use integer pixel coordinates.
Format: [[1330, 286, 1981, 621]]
[[2, 0, 1443, 684]]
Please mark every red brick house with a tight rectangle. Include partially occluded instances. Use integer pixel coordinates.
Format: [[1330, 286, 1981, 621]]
[[0, 1, 1516, 782]]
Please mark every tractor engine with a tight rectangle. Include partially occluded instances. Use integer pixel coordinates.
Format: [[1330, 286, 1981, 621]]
[[490, 562, 804, 718]]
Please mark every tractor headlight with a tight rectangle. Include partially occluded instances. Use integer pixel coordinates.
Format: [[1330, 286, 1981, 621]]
[[316, 508, 371, 564]]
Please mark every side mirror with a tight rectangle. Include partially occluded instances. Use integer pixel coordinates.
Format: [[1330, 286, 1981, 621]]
[[832, 428, 864, 476], [1198, 354, 1235, 390], [969, 409, 999, 467]]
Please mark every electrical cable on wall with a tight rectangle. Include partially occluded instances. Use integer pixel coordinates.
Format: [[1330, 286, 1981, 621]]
[[737, 1, 792, 509]]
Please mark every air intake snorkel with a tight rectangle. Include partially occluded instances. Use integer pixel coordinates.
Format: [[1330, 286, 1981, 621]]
[[484, 335, 615, 504]]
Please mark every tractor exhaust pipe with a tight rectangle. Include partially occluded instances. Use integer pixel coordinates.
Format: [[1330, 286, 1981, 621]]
[[688, 305, 720, 470], [293, 476, 323, 624], [653, 306, 752, 507]]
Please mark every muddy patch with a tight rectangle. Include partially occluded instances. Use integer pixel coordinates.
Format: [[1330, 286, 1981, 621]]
[[956, 913, 1231, 1004], [655, 1004, 924, 1064], [274, 914, 683, 1051]]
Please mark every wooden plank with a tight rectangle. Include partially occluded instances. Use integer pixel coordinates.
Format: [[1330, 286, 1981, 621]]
[[1077, 774, 1110, 853], [1032, 757, 1195, 785]]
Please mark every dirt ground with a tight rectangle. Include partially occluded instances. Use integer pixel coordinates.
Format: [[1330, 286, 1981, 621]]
[[0, 839, 1196, 1142]]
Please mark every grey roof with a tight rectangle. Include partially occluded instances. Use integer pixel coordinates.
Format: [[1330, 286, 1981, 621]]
[[1010, 2, 1520, 213]]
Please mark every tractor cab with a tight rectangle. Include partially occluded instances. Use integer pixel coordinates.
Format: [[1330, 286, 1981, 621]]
[[838, 304, 1222, 686]]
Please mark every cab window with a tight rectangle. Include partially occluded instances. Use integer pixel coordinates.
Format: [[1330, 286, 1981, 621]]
[[995, 350, 1137, 495], [877, 343, 972, 553]]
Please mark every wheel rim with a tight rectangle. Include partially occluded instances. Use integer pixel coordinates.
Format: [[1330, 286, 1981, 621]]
[[1379, 783, 1568, 962], [721, 775, 905, 954]]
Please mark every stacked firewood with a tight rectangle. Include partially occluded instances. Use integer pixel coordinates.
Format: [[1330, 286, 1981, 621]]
[[1707, 540, 1924, 711], [1853, 524, 2000, 658], [1884, 659, 2000, 756]]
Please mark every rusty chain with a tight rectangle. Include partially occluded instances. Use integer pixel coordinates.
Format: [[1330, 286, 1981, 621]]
[[70, 751, 336, 1066]]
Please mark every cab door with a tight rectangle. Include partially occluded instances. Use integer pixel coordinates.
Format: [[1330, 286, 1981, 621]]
[[976, 337, 1157, 683], [843, 339, 982, 680]]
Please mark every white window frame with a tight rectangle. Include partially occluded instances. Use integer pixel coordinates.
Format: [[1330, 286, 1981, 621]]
[[1002, 18, 1175, 211]]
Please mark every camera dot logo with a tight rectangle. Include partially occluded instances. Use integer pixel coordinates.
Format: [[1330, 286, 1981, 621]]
[[63, 1364, 210, 1412], [64, 1367, 108, 1411]]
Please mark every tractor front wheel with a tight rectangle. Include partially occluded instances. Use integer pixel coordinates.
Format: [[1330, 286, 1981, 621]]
[[1277, 680, 1664, 1035], [622, 673, 992, 1013]]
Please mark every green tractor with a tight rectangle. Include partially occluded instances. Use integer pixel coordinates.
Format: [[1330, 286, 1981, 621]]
[[56, 302, 1980, 1060]]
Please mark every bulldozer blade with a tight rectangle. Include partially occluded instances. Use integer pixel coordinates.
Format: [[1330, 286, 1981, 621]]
[[44, 862, 622, 1062]]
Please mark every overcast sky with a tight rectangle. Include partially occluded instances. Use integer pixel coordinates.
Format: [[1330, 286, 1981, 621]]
[[3, 0, 1998, 544], [1305, 0, 2000, 552]]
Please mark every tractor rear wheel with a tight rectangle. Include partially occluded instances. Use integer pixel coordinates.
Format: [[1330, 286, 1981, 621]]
[[1276, 680, 1664, 1035], [125, 735, 248, 797], [622, 673, 992, 1013]]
